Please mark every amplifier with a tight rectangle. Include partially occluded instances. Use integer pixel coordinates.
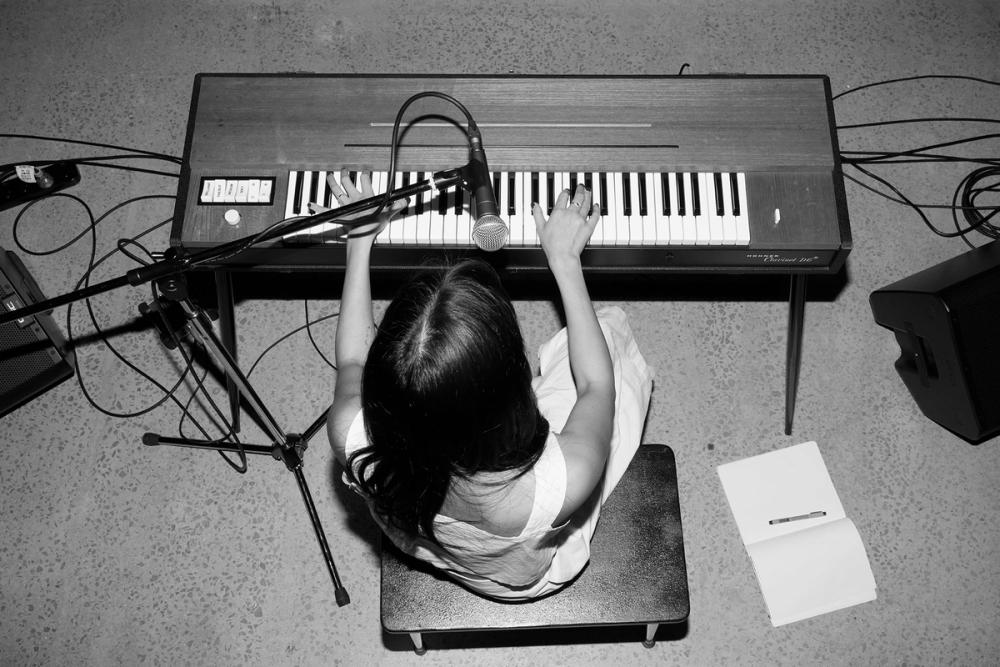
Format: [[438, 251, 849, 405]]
[[0, 247, 75, 419], [870, 240, 1000, 444]]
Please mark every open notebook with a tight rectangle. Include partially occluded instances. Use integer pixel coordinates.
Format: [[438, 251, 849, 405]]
[[717, 441, 877, 626]]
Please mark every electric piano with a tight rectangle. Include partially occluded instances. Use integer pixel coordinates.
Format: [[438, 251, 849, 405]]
[[170, 74, 850, 274], [170, 74, 852, 433]]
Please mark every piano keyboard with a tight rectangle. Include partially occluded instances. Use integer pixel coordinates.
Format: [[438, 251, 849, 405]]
[[279, 169, 750, 247]]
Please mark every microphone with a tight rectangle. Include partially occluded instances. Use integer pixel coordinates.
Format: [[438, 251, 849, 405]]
[[464, 127, 509, 252]]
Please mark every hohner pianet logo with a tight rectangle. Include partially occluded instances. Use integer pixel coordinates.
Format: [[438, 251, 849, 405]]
[[745, 254, 821, 264]]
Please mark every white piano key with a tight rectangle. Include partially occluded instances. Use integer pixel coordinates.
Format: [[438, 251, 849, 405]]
[[404, 171, 421, 243], [707, 173, 724, 244], [390, 172, 406, 244], [652, 171, 669, 244], [589, 171, 606, 245], [627, 172, 644, 245], [667, 172, 684, 244], [508, 171, 523, 245], [456, 184, 472, 244], [554, 171, 567, 202], [315, 170, 328, 210], [694, 173, 711, 245], [536, 171, 549, 233], [442, 181, 458, 244], [736, 172, 750, 245], [496, 170, 510, 240], [722, 174, 736, 243], [609, 171, 626, 246], [675, 173, 694, 244], [371, 171, 391, 244], [522, 172, 539, 245], [641, 172, 657, 246], [284, 172, 298, 218]]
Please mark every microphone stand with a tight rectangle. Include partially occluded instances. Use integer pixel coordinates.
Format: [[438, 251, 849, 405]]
[[0, 167, 464, 607]]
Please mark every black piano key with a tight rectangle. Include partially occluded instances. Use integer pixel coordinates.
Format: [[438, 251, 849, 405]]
[[584, 173, 593, 191], [637, 172, 648, 217], [308, 171, 319, 208], [438, 184, 449, 216], [546, 172, 555, 215], [507, 172, 516, 215], [292, 171, 304, 214], [401, 171, 410, 214], [713, 173, 724, 216], [349, 170, 358, 185], [493, 172, 501, 209], [569, 172, 578, 193], [415, 172, 425, 215], [676, 173, 685, 216], [531, 172, 539, 207], [599, 172, 609, 216], [690, 173, 700, 216], [730, 172, 741, 216], [622, 173, 632, 216], [319, 173, 330, 208], [454, 181, 464, 216], [661, 172, 671, 215]]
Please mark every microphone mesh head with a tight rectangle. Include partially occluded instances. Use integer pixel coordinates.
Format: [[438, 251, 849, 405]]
[[471, 215, 509, 252]]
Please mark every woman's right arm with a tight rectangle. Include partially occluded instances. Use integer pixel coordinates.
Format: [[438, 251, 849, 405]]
[[533, 185, 615, 520], [327, 172, 403, 464]]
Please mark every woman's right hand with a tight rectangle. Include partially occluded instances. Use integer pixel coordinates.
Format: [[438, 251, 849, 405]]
[[311, 170, 405, 243], [532, 185, 601, 268]]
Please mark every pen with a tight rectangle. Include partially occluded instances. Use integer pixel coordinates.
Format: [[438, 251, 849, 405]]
[[768, 510, 827, 525]]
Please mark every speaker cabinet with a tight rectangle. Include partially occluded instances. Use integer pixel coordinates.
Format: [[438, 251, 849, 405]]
[[0, 248, 75, 419], [870, 240, 1000, 443]]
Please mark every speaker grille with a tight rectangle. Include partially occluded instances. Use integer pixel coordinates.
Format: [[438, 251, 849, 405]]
[[0, 320, 61, 395]]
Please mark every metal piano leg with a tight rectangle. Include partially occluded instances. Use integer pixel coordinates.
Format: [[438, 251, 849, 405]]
[[785, 274, 807, 435], [214, 270, 240, 433]]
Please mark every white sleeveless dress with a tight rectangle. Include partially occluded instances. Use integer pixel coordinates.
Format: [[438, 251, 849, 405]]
[[342, 306, 653, 600]]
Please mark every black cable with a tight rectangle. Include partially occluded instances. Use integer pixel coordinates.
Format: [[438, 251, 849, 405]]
[[0, 132, 182, 164], [246, 309, 340, 378], [837, 117, 1000, 131], [12, 193, 176, 256], [832, 74, 1000, 101], [834, 76, 1000, 247], [304, 300, 337, 372]]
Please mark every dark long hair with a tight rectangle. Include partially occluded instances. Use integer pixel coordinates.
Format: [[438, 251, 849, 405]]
[[346, 259, 549, 542]]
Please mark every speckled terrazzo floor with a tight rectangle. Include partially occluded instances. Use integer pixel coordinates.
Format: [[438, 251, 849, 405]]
[[1, 1, 999, 665]]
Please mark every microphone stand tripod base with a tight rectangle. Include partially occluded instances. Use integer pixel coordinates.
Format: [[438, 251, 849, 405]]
[[140, 275, 350, 607]]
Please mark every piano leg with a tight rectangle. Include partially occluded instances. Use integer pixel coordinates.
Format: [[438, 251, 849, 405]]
[[784, 274, 807, 435], [215, 270, 240, 433]]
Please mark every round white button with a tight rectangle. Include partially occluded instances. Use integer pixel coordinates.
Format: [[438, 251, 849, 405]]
[[224, 209, 241, 225]]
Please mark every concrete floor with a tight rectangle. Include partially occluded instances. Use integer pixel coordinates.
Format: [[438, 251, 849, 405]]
[[2, 1, 999, 665]]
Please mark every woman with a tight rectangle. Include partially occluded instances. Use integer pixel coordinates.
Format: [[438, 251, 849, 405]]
[[326, 171, 652, 600]]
